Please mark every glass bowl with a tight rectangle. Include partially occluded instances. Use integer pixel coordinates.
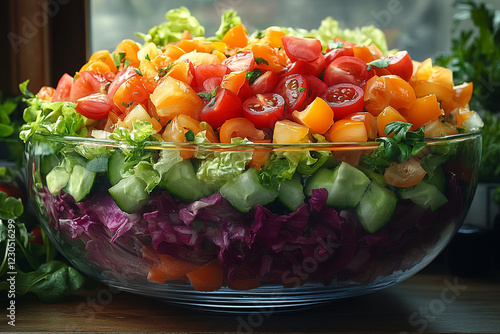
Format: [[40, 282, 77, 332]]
[[25, 131, 481, 312]]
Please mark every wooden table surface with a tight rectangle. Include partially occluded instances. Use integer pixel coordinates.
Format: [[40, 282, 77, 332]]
[[7, 265, 500, 333]]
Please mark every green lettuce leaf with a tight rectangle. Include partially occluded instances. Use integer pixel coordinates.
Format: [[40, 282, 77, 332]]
[[19, 98, 90, 142], [0, 192, 24, 220], [196, 137, 253, 186], [137, 6, 205, 45], [212, 9, 243, 40]]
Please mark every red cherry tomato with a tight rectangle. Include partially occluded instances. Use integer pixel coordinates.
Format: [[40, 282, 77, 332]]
[[203, 76, 223, 92], [243, 93, 285, 129], [323, 56, 372, 87], [0, 182, 26, 203], [384, 157, 427, 188], [194, 64, 228, 87], [250, 70, 278, 95], [29, 226, 44, 245], [76, 92, 113, 120], [274, 74, 309, 116], [107, 67, 137, 101], [283, 54, 326, 77], [222, 51, 256, 72], [325, 47, 354, 66], [320, 83, 364, 121], [201, 88, 243, 128], [70, 71, 108, 102], [51, 73, 73, 102], [384, 51, 413, 82], [281, 35, 322, 62]]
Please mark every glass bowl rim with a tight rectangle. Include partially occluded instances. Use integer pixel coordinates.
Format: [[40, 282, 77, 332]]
[[29, 130, 482, 151]]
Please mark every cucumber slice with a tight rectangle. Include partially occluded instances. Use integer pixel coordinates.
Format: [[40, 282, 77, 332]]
[[426, 166, 446, 194], [356, 180, 398, 234], [220, 168, 278, 212], [46, 166, 70, 195], [399, 181, 448, 212], [64, 165, 96, 202], [162, 160, 216, 202], [278, 173, 305, 211], [108, 150, 127, 186], [305, 162, 370, 208], [109, 176, 149, 213]]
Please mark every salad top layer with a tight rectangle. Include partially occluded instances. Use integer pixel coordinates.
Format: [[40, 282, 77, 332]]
[[21, 7, 482, 150]]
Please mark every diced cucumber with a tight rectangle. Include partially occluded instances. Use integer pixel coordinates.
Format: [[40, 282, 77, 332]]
[[46, 166, 70, 194], [278, 173, 305, 211], [108, 150, 127, 186], [109, 176, 149, 213], [426, 166, 446, 194], [305, 162, 371, 208], [220, 168, 278, 212], [356, 180, 398, 234], [399, 181, 448, 212], [64, 165, 96, 202], [161, 159, 216, 202], [40, 154, 60, 180]]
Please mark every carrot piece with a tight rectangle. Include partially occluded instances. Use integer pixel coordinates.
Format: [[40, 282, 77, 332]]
[[292, 97, 334, 134], [221, 24, 248, 49], [147, 254, 202, 283], [186, 259, 224, 292]]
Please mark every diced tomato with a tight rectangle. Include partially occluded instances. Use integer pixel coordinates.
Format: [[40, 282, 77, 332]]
[[352, 45, 374, 63], [201, 88, 243, 128], [167, 60, 195, 85], [251, 43, 287, 73], [176, 51, 221, 66], [222, 51, 256, 72], [76, 93, 113, 120], [221, 24, 248, 49], [219, 117, 266, 143], [324, 56, 372, 87], [345, 112, 378, 140], [243, 93, 285, 129], [115, 39, 141, 68], [194, 64, 228, 87], [272, 119, 310, 143], [52, 73, 74, 102], [151, 76, 204, 121], [325, 47, 354, 66], [80, 60, 112, 75], [284, 54, 326, 77], [320, 83, 364, 121], [292, 97, 334, 134], [384, 156, 426, 188], [453, 82, 473, 108], [203, 76, 223, 92], [89, 50, 117, 73], [303, 75, 328, 97], [28, 226, 44, 245], [70, 71, 109, 102], [251, 70, 278, 95], [37, 86, 55, 101], [281, 35, 322, 62], [325, 119, 368, 142], [220, 70, 247, 95], [113, 76, 150, 114], [107, 67, 137, 102], [364, 75, 416, 116], [274, 74, 309, 116], [376, 106, 409, 137], [401, 94, 443, 130]]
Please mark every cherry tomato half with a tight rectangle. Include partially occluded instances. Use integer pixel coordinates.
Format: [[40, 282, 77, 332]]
[[222, 51, 256, 72], [384, 156, 427, 188], [194, 64, 228, 87], [76, 92, 113, 120], [70, 71, 108, 102], [283, 54, 326, 77], [320, 83, 364, 121], [250, 70, 278, 95], [281, 35, 322, 62], [243, 93, 285, 129], [201, 88, 243, 129], [274, 74, 309, 116], [384, 51, 413, 82], [324, 47, 354, 66], [323, 56, 372, 87]]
